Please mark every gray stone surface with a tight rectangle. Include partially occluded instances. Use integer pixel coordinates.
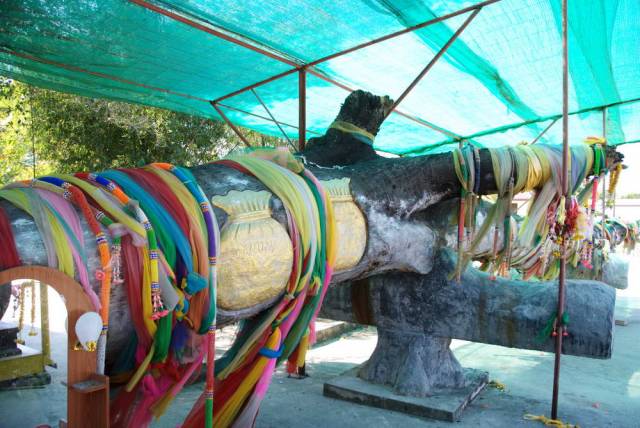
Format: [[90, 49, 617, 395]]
[[321, 250, 615, 359], [324, 366, 488, 422], [359, 330, 465, 397], [602, 253, 630, 290], [314, 319, 358, 344]]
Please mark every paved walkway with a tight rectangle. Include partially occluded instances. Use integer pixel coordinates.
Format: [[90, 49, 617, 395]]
[[0, 256, 638, 427]]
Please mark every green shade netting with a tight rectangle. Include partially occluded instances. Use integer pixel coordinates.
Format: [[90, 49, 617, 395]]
[[1, 0, 639, 155]]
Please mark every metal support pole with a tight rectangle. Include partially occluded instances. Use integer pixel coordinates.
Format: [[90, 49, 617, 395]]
[[211, 102, 252, 147], [214, 68, 300, 104], [601, 171, 607, 238], [613, 192, 616, 217], [298, 69, 307, 151], [251, 88, 297, 151], [531, 118, 559, 145], [385, 7, 482, 120], [601, 108, 607, 248], [551, 0, 568, 420], [216, 102, 317, 135], [308, 69, 462, 138]]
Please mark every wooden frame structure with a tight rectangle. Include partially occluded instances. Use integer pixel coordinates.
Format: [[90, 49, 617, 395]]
[[0, 266, 109, 428]]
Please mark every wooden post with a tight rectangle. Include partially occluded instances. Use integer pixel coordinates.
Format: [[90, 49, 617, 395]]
[[38, 280, 54, 367]]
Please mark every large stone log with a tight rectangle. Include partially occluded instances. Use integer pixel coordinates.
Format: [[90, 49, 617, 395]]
[[318, 194, 618, 397], [0, 91, 618, 378], [0, 94, 496, 363], [321, 250, 615, 356], [320, 250, 615, 396]]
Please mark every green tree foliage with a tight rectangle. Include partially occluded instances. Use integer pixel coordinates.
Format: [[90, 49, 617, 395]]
[[0, 77, 43, 183], [0, 78, 285, 185]]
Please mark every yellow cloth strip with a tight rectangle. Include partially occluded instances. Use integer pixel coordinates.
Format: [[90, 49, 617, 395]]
[[584, 136, 606, 145], [452, 149, 468, 192], [325, 186, 337, 269], [0, 189, 74, 278], [215, 328, 282, 427], [523, 414, 579, 428], [217, 303, 281, 380], [329, 120, 375, 143], [125, 342, 155, 392], [488, 380, 506, 391], [140, 246, 156, 336], [295, 329, 310, 367]]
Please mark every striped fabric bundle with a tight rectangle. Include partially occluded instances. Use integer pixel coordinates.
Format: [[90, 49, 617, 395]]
[[183, 148, 336, 427], [0, 147, 335, 428], [453, 141, 617, 282], [0, 164, 220, 427]]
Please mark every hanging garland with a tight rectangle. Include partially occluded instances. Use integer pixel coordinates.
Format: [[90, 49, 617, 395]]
[[451, 140, 623, 282]]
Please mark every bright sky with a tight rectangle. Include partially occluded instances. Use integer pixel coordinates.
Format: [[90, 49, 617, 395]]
[[615, 144, 640, 197]]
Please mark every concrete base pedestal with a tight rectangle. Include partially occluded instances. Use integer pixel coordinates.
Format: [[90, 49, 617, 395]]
[[324, 366, 488, 422]]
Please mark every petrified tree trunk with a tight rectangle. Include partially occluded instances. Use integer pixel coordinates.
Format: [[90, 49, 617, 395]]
[[320, 256, 615, 396], [320, 195, 616, 397], [0, 90, 616, 378], [0, 122, 497, 364], [359, 331, 466, 396], [320, 250, 615, 359]]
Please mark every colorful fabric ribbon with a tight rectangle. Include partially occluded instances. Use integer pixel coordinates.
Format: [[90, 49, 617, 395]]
[[0, 147, 336, 428]]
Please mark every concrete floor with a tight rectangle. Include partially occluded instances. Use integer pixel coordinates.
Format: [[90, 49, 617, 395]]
[[161, 255, 640, 428], [161, 322, 640, 428], [0, 256, 639, 428]]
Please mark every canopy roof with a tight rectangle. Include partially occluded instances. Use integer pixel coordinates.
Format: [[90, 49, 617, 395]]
[[2, 0, 639, 155]]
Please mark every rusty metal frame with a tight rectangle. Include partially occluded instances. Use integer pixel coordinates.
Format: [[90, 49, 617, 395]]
[[384, 7, 482, 119], [298, 69, 307, 150], [211, 102, 252, 147], [216, 102, 320, 136], [129, 0, 499, 141], [129, 0, 298, 67], [531, 118, 559, 144], [251, 88, 296, 150]]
